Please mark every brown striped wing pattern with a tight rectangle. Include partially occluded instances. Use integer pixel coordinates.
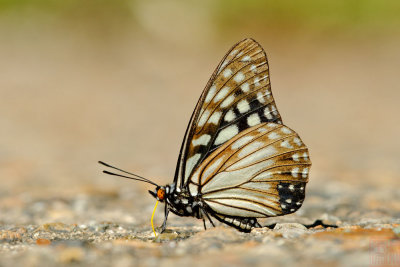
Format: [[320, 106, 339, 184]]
[[174, 38, 284, 188], [188, 122, 311, 217], [174, 38, 311, 221]]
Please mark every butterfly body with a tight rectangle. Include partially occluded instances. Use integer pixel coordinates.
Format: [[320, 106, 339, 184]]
[[101, 38, 311, 233], [150, 183, 263, 232], [154, 184, 203, 218]]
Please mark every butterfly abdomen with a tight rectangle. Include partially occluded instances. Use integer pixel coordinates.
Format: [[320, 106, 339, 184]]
[[212, 214, 262, 233]]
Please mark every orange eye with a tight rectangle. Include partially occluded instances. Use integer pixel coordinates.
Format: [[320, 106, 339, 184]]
[[157, 188, 166, 200]]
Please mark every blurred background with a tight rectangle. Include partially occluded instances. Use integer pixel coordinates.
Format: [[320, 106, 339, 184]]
[[0, 0, 399, 226]]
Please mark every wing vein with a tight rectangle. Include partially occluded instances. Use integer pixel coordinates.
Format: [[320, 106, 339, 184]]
[[206, 197, 281, 213]]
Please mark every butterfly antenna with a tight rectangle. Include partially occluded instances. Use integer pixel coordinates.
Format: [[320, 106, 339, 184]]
[[99, 161, 158, 186]]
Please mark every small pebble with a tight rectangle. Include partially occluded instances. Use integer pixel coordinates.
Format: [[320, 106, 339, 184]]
[[273, 223, 308, 239], [36, 238, 51, 246]]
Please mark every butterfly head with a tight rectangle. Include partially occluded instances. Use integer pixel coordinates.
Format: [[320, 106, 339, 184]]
[[149, 184, 174, 202], [149, 186, 166, 202]]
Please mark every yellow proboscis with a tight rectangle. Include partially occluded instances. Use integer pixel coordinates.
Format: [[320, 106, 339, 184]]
[[151, 200, 159, 237]]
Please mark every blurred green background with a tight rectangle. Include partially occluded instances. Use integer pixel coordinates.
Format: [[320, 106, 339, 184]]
[[0, 0, 399, 216], [1, 0, 400, 30]]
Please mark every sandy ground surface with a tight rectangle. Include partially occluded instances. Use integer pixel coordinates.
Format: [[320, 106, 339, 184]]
[[0, 16, 400, 266]]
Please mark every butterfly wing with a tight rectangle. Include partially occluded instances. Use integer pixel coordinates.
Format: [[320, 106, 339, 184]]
[[174, 38, 283, 188], [187, 122, 311, 219]]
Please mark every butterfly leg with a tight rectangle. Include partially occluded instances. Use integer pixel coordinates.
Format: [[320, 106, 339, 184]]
[[160, 205, 170, 233], [201, 207, 215, 228], [202, 217, 207, 230]]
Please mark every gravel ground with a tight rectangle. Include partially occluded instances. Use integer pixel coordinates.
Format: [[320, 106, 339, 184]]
[[1, 178, 399, 267]]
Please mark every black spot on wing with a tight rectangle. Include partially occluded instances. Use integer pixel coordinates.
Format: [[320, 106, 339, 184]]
[[277, 182, 307, 214]]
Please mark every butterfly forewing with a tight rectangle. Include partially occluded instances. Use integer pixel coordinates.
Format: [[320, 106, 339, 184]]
[[175, 39, 283, 188]]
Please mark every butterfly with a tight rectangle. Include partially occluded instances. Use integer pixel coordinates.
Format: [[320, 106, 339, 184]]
[[100, 38, 311, 233]]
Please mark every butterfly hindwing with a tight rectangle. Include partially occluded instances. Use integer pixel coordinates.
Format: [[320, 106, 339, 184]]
[[175, 39, 283, 188], [188, 122, 311, 222]]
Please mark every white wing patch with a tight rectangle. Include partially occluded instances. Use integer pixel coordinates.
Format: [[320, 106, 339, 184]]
[[237, 99, 250, 113], [209, 111, 222, 125], [214, 125, 239, 145], [192, 134, 211, 147], [185, 153, 201, 180], [293, 137, 302, 146], [214, 87, 230, 103], [247, 113, 261, 126], [280, 140, 294, 149], [224, 109, 236, 122], [241, 55, 251, 62], [233, 72, 245, 83], [291, 167, 299, 177], [268, 132, 280, 140], [240, 82, 250, 92], [205, 85, 217, 103], [197, 110, 210, 127], [223, 68, 233, 78], [221, 95, 235, 108]]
